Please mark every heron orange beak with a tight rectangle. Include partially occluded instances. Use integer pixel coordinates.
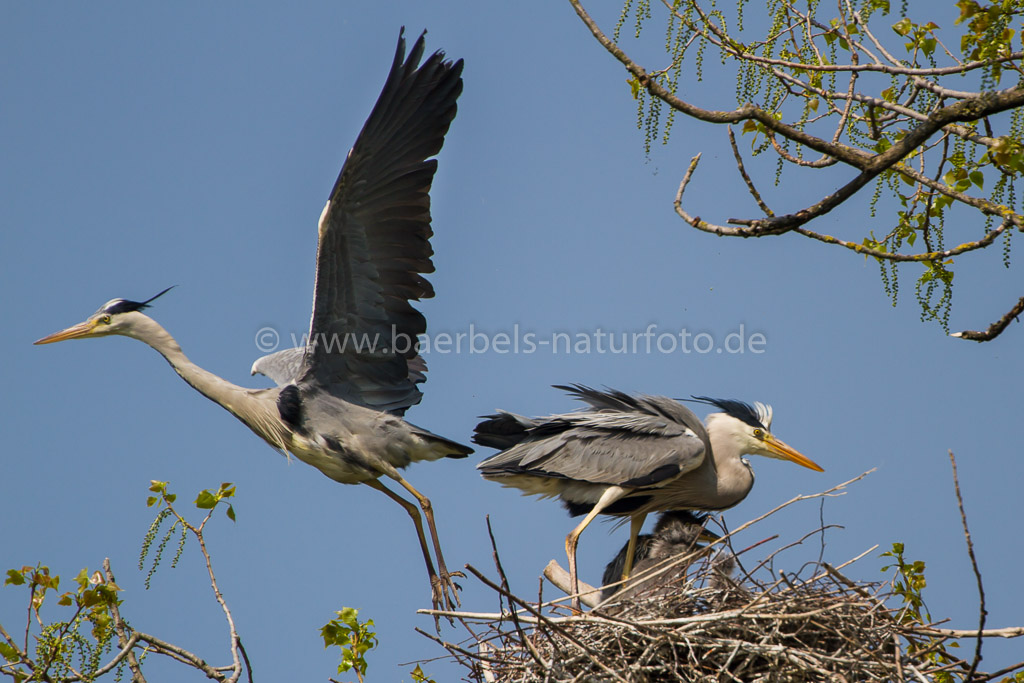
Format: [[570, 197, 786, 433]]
[[764, 434, 824, 472], [34, 319, 99, 345]]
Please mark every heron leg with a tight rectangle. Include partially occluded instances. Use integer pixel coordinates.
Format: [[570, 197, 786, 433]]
[[621, 512, 648, 580], [565, 486, 627, 612], [388, 474, 463, 610], [363, 478, 454, 624]]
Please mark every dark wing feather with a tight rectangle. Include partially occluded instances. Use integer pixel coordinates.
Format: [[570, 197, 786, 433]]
[[472, 411, 539, 450], [301, 29, 463, 415]]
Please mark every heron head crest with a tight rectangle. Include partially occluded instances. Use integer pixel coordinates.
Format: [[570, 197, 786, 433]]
[[690, 396, 773, 431], [98, 286, 175, 316]]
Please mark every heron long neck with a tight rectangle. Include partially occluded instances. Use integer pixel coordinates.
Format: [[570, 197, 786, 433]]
[[126, 313, 287, 449], [705, 418, 755, 507]]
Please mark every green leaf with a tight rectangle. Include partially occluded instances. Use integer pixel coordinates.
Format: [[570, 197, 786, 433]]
[[195, 490, 217, 509], [892, 17, 913, 36], [969, 171, 985, 189], [4, 569, 25, 586], [35, 572, 59, 591], [0, 642, 20, 663], [627, 76, 641, 99], [411, 664, 436, 683], [955, 0, 980, 24], [321, 622, 340, 647], [339, 606, 359, 628], [226, 504, 236, 522], [80, 588, 103, 608]]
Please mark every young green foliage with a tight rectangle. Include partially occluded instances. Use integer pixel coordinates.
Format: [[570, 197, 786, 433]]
[[881, 542, 961, 682], [604, 0, 1023, 338], [410, 663, 438, 682], [321, 607, 378, 682], [2, 480, 245, 682], [1, 564, 123, 682], [140, 481, 237, 588]]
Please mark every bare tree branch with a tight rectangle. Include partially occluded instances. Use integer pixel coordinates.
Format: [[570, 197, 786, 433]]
[[952, 295, 1024, 341]]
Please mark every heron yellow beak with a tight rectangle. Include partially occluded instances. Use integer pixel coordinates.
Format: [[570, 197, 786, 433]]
[[34, 319, 100, 345], [764, 434, 824, 472], [696, 527, 722, 544]]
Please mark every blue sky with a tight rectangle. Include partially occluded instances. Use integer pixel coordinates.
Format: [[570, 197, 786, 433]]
[[3, 2, 1022, 680]]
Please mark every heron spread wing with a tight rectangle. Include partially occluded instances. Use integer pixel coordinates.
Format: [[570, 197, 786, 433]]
[[300, 29, 463, 415]]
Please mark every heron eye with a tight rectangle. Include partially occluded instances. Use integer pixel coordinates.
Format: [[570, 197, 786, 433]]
[[753, 428, 764, 439], [101, 315, 112, 324]]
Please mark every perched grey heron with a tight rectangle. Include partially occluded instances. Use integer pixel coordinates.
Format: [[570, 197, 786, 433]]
[[474, 385, 823, 609], [600, 510, 718, 601], [34, 30, 471, 612]]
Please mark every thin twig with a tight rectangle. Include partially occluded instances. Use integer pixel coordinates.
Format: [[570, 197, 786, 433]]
[[727, 127, 776, 216], [949, 450, 986, 682]]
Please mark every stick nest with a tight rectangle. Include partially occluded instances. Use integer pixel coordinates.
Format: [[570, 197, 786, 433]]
[[439, 558, 942, 682], [421, 475, 1022, 682]]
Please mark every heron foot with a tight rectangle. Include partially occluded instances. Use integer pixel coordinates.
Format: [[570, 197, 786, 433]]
[[429, 570, 465, 630]]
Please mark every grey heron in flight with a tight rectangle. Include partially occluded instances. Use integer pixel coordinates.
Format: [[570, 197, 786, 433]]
[[34, 30, 471, 613], [600, 510, 723, 602], [474, 385, 822, 610]]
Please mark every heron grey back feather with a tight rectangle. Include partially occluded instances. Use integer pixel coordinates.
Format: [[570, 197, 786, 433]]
[[251, 347, 306, 386], [476, 386, 708, 488]]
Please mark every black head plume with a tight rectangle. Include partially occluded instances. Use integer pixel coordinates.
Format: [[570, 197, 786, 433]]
[[99, 286, 176, 315], [689, 396, 770, 431]]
